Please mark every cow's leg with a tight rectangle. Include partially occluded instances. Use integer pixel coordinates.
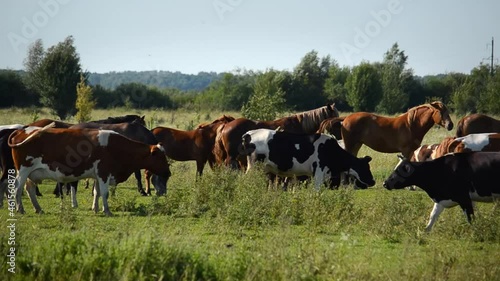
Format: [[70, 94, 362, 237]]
[[134, 170, 147, 196], [96, 178, 112, 216], [460, 201, 475, 224], [70, 181, 78, 208], [25, 180, 43, 214], [313, 170, 325, 191], [14, 172, 31, 214], [425, 203, 446, 232], [92, 181, 100, 213], [53, 182, 63, 198], [35, 185, 43, 196]]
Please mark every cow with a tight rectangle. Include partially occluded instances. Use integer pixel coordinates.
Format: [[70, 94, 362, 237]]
[[240, 128, 375, 190], [8, 123, 171, 216], [383, 153, 500, 231], [411, 133, 500, 163]]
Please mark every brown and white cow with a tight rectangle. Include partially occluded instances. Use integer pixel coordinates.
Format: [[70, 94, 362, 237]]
[[412, 133, 500, 162], [8, 123, 171, 216]]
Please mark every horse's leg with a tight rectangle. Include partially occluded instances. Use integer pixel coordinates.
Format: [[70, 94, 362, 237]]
[[134, 170, 147, 196], [196, 158, 206, 178], [144, 169, 152, 196]]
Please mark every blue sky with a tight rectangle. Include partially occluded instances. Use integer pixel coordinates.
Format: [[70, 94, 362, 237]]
[[1, 0, 499, 76]]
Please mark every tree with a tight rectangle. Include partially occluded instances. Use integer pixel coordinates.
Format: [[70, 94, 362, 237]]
[[23, 39, 45, 97], [376, 43, 413, 114], [324, 62, 351, 111], [287, 50, 329, 110], [25, 36, 84, 119], [0, 70, 38, 107], [345, 62, 382, 112], [75, 74, 96, 123], [451, 64, 490, 114], [241, 69, 288, 121], [195, 71, 254, 110]]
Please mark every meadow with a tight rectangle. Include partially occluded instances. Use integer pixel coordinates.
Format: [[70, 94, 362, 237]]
[[0, 107, 499, 281]]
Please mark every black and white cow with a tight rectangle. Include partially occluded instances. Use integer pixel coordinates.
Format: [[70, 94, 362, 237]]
[[241, 129, 375, 190], [383, 153, 500, 231]]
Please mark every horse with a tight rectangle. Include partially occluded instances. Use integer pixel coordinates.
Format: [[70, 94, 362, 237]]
[[455, 113, 500, 137], [316, 116, 345, 140], [147, 115, 235, 186], [27, 114, 145, 128], [214, 103, 339, 170], [340, 101, 454, 159]]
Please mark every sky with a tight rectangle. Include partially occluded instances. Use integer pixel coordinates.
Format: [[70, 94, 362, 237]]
[[1, 0, 499, 77]]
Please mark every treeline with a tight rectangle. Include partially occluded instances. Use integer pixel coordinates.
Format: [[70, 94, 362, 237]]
[[88, 71, 223, 91], [1, 36, 499, 119]]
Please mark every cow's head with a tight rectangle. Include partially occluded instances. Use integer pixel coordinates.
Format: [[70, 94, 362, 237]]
[[348, 156, 375, 188], [149, 143, 171, 196], [383, 155, 417, 190]]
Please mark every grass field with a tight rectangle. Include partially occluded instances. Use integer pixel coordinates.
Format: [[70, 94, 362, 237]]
[[0, 107, 499, 281]]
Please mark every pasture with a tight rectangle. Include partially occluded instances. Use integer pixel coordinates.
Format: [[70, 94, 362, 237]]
[[1, 107, 499, 281]]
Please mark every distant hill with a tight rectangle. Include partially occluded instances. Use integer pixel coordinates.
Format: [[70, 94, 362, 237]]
[[88, 70, 224, 91]]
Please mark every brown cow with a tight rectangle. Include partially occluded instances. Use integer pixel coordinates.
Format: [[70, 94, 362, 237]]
[[8, 123, 171, 216]]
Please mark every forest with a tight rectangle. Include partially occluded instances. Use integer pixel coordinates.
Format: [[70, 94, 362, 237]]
[[0, 35, 499, 120]]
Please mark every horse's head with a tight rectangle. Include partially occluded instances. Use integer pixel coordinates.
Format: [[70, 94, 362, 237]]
[[429, 101, 454, 131]]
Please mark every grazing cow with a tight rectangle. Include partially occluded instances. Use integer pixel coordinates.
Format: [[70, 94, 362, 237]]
[[383, 153, 500, 231], [240, 129, 375, 190], [8, 124, 171, 216], [411, 133, 500, 163]]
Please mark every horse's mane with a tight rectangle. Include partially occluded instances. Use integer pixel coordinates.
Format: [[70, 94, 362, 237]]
[[406, 101, 445, 125], [196, 115, 235, 129], [292, 104, 339, 133]]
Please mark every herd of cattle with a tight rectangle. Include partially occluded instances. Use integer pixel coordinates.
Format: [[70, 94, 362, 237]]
[[0, 102, 499, 231]]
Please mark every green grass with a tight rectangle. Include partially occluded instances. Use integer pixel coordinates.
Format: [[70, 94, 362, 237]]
[[1, 108, 499, 281]]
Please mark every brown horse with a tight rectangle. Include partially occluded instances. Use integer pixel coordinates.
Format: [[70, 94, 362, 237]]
[[214, 103, 339, 169], [455, 113, 500, 137], [316, 116, 345, 139], [145, 115, 235, 191], [340, 101, 454, 158]]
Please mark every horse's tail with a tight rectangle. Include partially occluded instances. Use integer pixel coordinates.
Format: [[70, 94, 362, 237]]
[[8, 122, 56, 148], [455, 117, 465, 137], [213, 124, 226, 166]]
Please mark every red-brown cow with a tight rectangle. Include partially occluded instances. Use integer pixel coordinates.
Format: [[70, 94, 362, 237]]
[[8, 123, 171, 216], [411, 133, 500, 162]]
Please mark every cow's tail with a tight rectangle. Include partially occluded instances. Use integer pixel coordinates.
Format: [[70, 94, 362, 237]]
[[8, 122, 56, 147]]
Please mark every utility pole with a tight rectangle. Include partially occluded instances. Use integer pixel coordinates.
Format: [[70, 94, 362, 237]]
[[491, 37, 494, 76]]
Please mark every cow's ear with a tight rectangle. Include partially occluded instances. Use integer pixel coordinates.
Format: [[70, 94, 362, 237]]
[[364, 156, 372, 162], [141, 115, 145, 120], [397, 154, 405, 160]]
